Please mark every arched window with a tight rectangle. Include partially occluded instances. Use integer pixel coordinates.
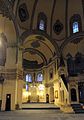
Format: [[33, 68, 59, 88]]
[[73, 22, 79, 33], [26, 74, 32, 82], [37, 73, 43, 82], [37, 12, 47, 31], [39, 20, 45, 30], [70, 14, 82, 35]]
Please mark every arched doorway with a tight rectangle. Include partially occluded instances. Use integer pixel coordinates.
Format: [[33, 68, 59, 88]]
[[71, 88, 77, 102], [49, 87, 54, 103]]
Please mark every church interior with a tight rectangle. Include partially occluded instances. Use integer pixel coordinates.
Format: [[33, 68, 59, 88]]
[[0, 0, 84, 113]]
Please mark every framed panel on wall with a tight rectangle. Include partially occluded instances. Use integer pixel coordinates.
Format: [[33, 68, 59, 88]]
[[55, 90, 58, 98]]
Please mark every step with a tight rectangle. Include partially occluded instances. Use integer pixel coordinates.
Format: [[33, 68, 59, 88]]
[[22, 103, 60, 110], [75, 110, 84, 114], [71, 104, 81, 107], [71, 104, 84, 113], [22, 107, 60, 110]]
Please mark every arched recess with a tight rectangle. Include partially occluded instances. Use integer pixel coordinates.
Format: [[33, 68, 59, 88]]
[[60, 32, 84, 51], [71, 88, 77, 102], [23, 48, 47, 65], [19, 30, 61, 57]]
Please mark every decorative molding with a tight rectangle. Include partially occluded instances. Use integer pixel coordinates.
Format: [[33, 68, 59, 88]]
[[53, 20, 63, 35], [18, 3, 29, 22], [0, 68, 17, 80]]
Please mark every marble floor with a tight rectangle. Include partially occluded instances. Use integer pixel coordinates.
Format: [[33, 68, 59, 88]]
[[0, 110, 84, 120]]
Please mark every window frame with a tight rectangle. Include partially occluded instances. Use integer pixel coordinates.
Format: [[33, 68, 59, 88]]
[[73, 21, 79, 33], [70, 14, 82, 35], [36, 72, 43, 82], [25, 73, 32, 83], [37, 12, 47, 32]]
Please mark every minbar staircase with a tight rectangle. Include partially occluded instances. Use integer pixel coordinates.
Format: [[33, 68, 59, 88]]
[[71, 104, 84, 113]]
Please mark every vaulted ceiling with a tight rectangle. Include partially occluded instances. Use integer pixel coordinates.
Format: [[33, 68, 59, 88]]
[[0, 0, 84, 69]]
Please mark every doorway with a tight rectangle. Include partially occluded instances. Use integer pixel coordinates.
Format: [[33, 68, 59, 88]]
[[71, 88, 77, 102], [5, 94, 11, 111]]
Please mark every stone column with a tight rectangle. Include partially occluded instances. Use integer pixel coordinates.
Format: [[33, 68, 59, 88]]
[[76, 82, 79, 103], [15, 48, 23, 109]]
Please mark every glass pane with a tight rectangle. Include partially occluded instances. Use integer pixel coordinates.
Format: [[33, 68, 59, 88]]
[[39, 20, 44, 30], [73, 22, 79, 33], [26, 74, 28, 82], [37, 73, 43, 82], [26, 74, 32, 82]]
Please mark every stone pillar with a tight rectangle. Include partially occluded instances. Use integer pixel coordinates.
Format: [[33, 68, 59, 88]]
[[76, 82, 79, 103], [68, 83, 71, 104], [15, 48, 23, 109], [16, 72, 23, 109]]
